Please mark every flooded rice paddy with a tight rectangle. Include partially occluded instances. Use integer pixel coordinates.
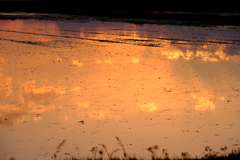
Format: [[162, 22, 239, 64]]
[[0, 16, 240, 160]]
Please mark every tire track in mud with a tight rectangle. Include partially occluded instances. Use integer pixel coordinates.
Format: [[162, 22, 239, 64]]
[[0, 29, 240, 48], [156, 37, 240, 45], [58, 28, 240, 45], [0, 37, 47, 46], [0, 29, 123, 47]]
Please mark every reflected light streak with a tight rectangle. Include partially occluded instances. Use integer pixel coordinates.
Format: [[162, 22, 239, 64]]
[[72, 87, 81, 92], [162, 44, 230, 61], [129, 58, 140, 63], [72, 60, 84, 67], [138, 102, 158, 112], [162, 51, 185, 60], [95, 59, 113, 65], [0, 19, 59, 32], [192, 94, 215, 111], [77, 102, 89, 109], [0, 19, 60, 43]]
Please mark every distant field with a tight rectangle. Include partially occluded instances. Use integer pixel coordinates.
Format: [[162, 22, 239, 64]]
[[0, 0, 240, 25]]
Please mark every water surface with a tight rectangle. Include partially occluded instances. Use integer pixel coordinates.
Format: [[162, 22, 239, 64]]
[[0, 18, 240, 160]]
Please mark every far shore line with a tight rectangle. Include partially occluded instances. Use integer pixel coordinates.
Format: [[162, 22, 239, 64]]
[[0, 2, 240, 26]]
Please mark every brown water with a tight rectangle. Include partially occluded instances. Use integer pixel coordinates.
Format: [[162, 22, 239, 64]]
[[0, 17, 240, 160]]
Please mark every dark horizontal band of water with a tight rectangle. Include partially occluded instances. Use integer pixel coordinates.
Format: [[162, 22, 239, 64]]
[[1, 1, 240, 26]]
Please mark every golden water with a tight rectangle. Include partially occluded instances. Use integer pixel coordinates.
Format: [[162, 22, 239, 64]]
[[0, 19, 240, 160]]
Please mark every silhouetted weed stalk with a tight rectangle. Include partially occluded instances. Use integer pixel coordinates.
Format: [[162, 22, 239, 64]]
[[52, 139, 67, 160], [147, 145, 159, 159], [116, 136, 128, 159], [9, 138, 240, 160], [102, 143, 120, 159], [90, 146, 104, 160]]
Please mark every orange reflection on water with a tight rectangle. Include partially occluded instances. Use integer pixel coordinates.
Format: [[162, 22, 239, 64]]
[[0, 19, 60, 43], [129, 58, 140, 63], [138, 102, 158, 112], [72, 59, 86, 67], [1, 19, 240, 160], [0, 78, 63, 127], [72, 87, 81, 92], [196, 44, 229, 62], [77, 102, 89, 109], [0, 57, 4, 63], [0, 77, 12, 97], [95, 58, 113, 64], [0, 104, 29, 126], [192, 93, 215, 111], [0, 102, 55, 127], [162, 43, 230, 61], [84, 110, 121, 121], [0, 19, 58, 31], [22, 80, 64, 102]]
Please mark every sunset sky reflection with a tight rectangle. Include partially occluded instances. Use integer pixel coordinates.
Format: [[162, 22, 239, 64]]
[[0, 19, 240, 160]]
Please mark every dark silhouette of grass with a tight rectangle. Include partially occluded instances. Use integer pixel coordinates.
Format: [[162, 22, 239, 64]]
[[147, 145, 159, 159], [51, 139, 67, 160], [9, 138, 240, 160], [116, 136, 128, 159], [102, 144, 120, 160]]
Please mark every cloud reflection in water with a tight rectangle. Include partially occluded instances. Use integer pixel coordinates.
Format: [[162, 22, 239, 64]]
[[0, 79, 64, 127], [162, 44, 230, 61], [1, 19, 240, 160], [0, 77, 12, 98], [138, 102, 158, 112], [191, 92, 226, 111], [22, 80, 64, 102]]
